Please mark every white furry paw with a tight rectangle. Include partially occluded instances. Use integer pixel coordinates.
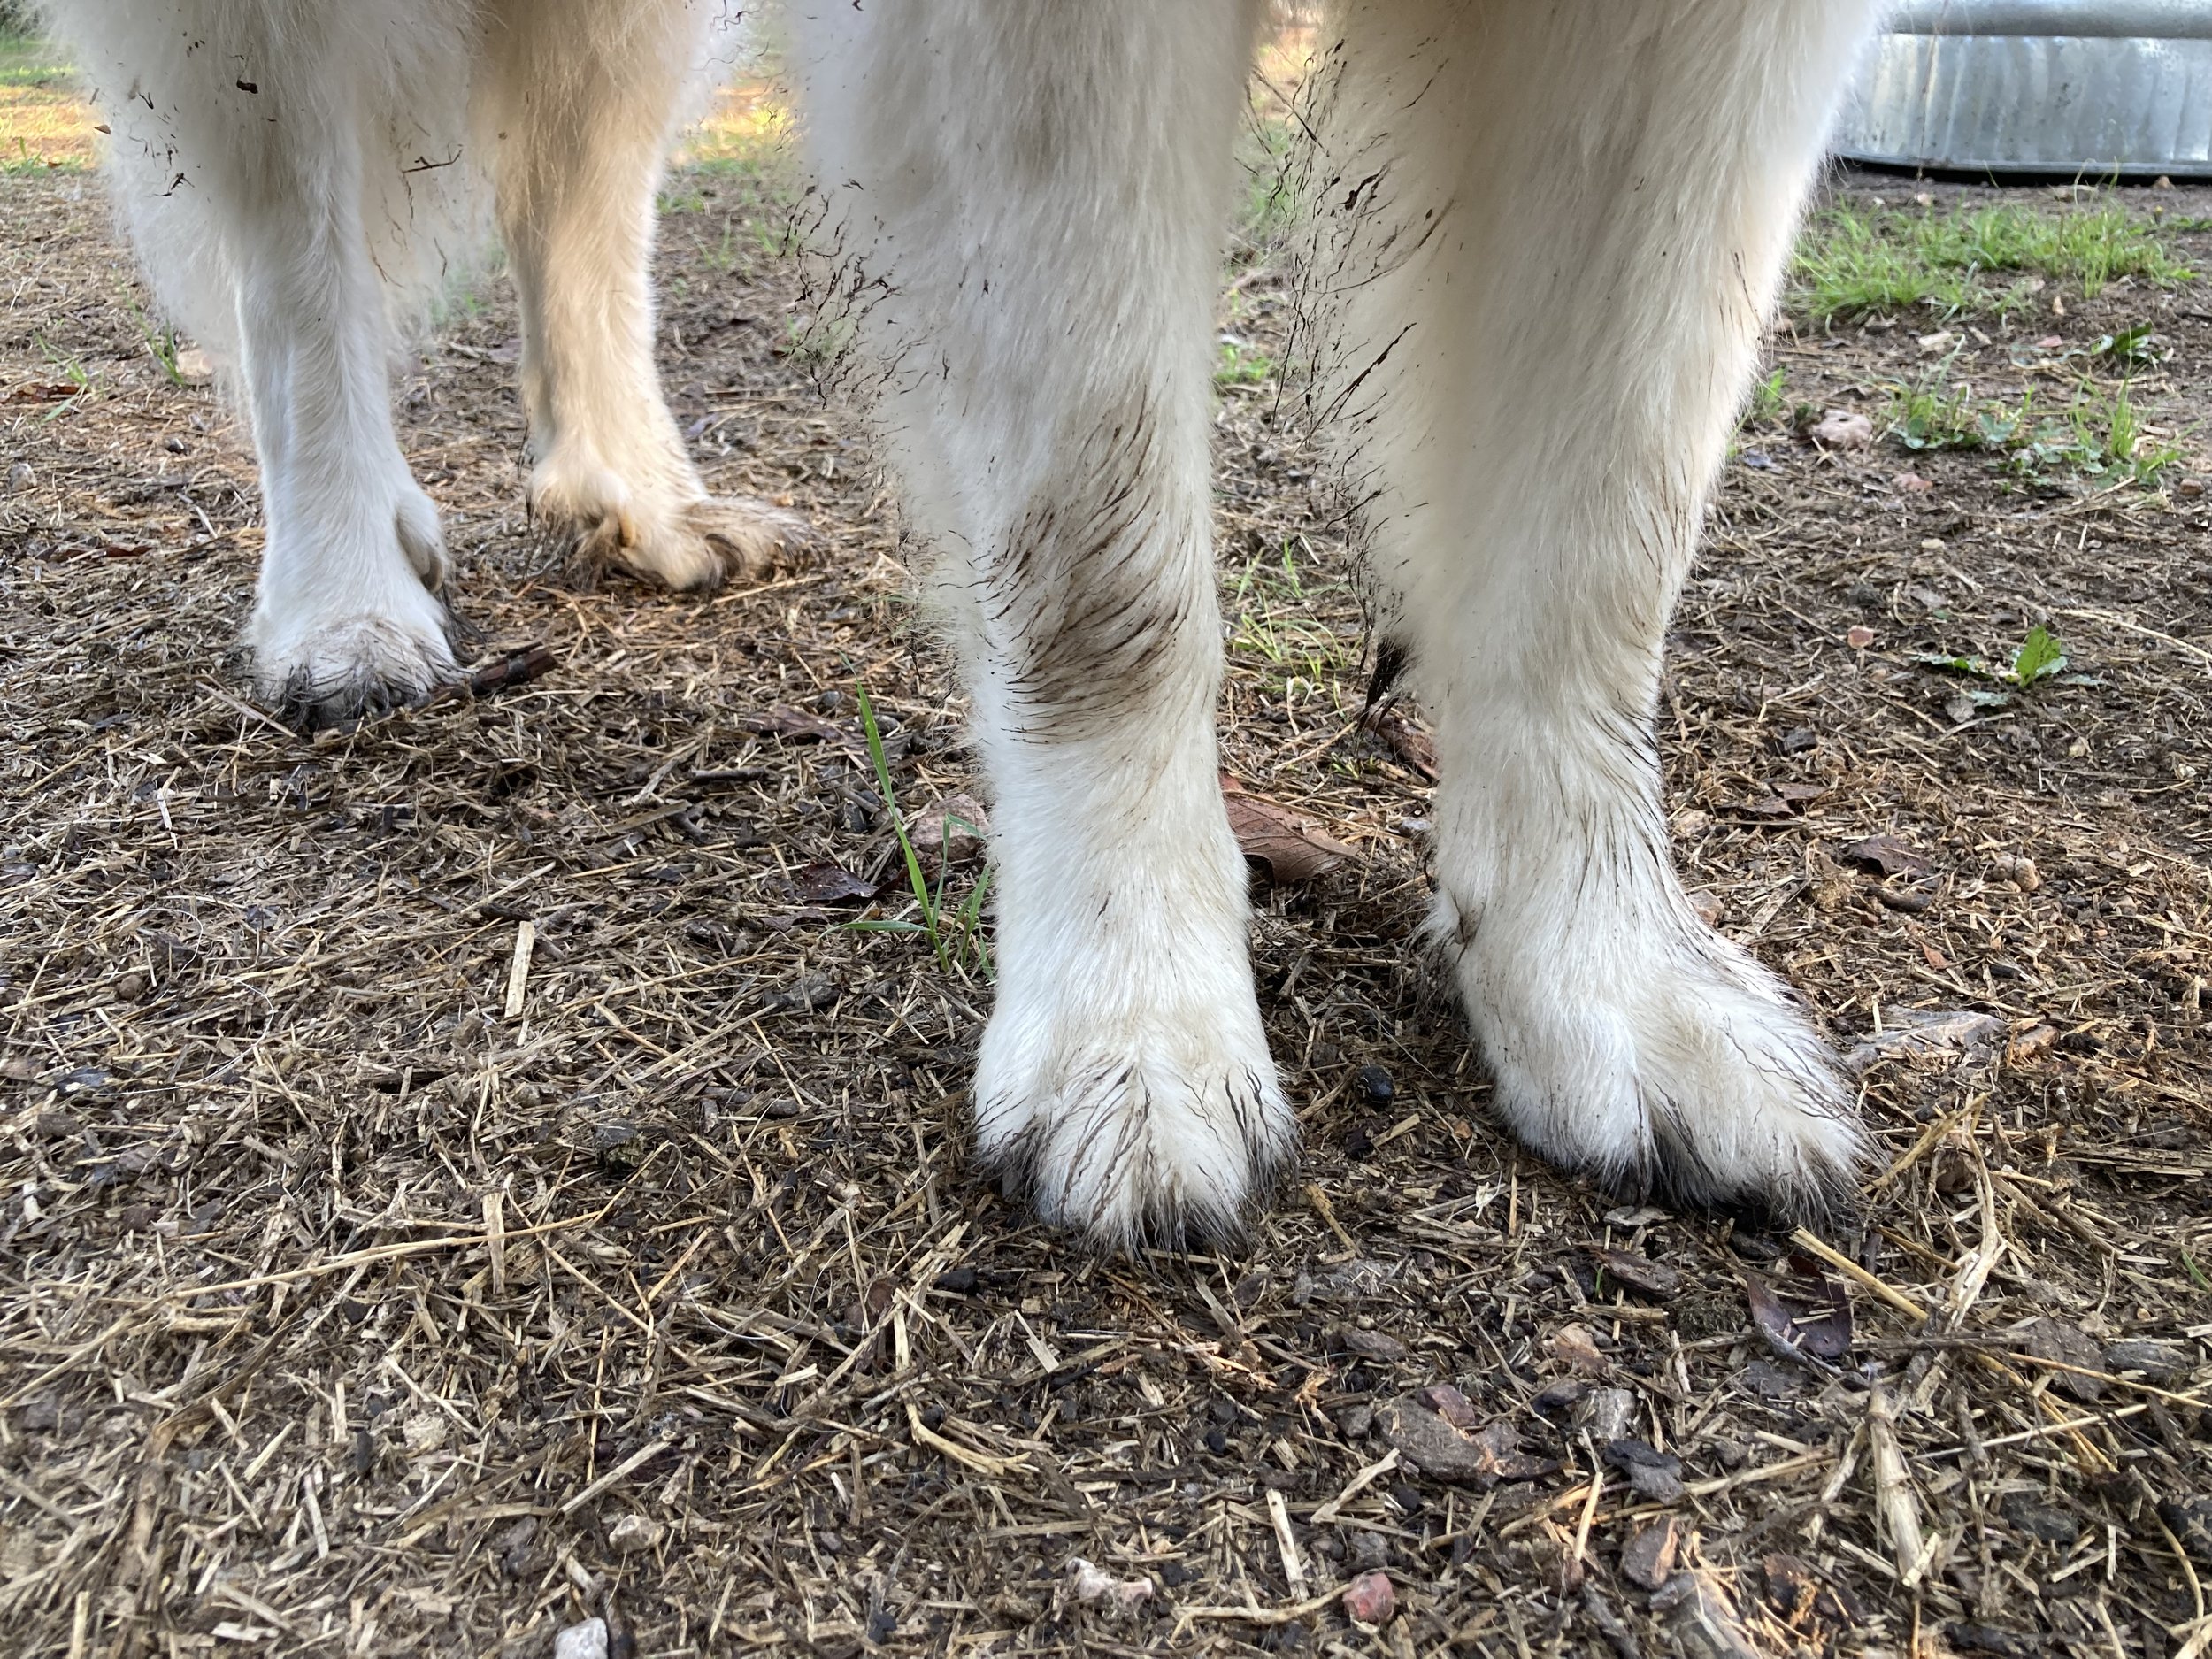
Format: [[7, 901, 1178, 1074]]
[[1448, 895, 1863, 1220], [973, 977, 1293, 1251], [245, 569, 457, 727]]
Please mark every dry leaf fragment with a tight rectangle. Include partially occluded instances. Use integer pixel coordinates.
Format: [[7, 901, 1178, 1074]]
[[907, 793, 989, 864], [1375, 1398, 1557, 1486], [1840, 833, 1932, 878], [2015, 1317, 2104, 1402], [1654, 1570, 1763, 1659], [745, 705, 846, 743], [1336, 1326, 1410, 1363], [2103, 1338, 2193, 1385], [1549, 1323, 1609, 1375], [1742, 1266, 1852, 1363], [1357, 703, 1439, 780], [1064, 1557, 1154, 1617], [1220, 775, 1355, 885], [1808, 409, 1874, 449], [789, 861, 877, 906], [1843, 1007, 2005, 1074]]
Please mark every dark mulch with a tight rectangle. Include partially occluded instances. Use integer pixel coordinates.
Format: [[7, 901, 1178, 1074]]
[[3, 141, 2208, 1658]]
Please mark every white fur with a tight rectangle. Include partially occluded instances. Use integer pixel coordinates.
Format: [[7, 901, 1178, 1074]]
[[48, 0, 1887, 1245], [791, 2, 1294, 1244], [1309, 2, 1885, 1216], [41, 0, 807, 721], [789, 0, 1885, 1244]]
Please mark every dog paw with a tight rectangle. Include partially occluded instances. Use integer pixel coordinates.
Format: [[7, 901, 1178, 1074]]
[[537, 468, 815, 592], [1449, 893, 1863, 1221], [246, 584, 458, 728], [974, 967, 1293, 1250]]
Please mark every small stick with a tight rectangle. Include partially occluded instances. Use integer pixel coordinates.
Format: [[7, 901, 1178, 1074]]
[[1267, 1487, 1307, 1591], [1303, 1183, 1357, 1253], [557, 1434, 674, 1516], [503, 919, 535, 1019], [1567, 1442, 1604, 1584], [1866, 1377, 1927, 1586], [484, 1190, 506, 1300], [1790, 1229, 1929, 1324], [1311, 1448, 1399, 1525], [1178, 1586, 1348, 1628]]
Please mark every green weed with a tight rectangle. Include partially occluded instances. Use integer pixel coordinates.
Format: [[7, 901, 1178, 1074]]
[[845, 682, 992, 979], [1883, 378, 1989, 452], [1791, 201, 2193, 323], [121, 298, 187, 387], [1227, 536, 1353, 703], [2001, 385, 2182, 488], [1878, 367, 2183, 490], [1233, 112, 1300, 257], [1215, 336, 1275, 391], [1740, 367, 1788, 430], [1921, 626, 2078, 706]]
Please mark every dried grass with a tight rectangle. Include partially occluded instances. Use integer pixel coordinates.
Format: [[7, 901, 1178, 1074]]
[[1, 108, 2208, 1659]]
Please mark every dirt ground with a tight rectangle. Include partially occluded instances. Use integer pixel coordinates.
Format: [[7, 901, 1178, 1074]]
[[4, 64, 2212, 1659]]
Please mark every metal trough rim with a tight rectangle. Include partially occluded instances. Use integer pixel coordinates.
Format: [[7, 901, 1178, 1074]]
[[1883, 1, 2212, 40]]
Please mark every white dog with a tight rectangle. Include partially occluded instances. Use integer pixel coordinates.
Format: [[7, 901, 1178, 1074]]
[[43, 0, 1886, 1246], [40, 0, 808, 723]]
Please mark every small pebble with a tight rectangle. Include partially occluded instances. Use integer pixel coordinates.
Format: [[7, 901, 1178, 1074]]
[[2103, 1338, 2193, 1386], [5, 461, 32, 494], [608, 1513, 663, 1555], [553, 1618, 608, 1659], [1356, 1064, 1394, 1106]]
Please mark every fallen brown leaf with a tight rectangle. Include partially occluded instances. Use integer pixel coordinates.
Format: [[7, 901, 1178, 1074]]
[[1221, 775, 1354, 885]]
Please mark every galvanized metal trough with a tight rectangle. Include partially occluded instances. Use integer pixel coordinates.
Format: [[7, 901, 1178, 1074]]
[[1835, 0, 2212, 178]]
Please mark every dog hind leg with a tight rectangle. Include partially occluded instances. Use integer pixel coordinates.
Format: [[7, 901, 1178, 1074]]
[[479, 0, 811, 589]]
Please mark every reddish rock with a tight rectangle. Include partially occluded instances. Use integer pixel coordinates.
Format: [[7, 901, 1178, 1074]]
[[1342, 1571, 1396, 1625]]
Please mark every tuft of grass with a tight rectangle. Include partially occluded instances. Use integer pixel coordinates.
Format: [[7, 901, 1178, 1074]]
[[1233, 111, 1300, 258], [1883, 378, 1991, 452], [845, 681, 992, 979], [1214, 335, 1275, 392], [1740, 367, 1789, 430], [1791, 201, 2193, 323], [1878, 370, 2184, 490], [1226, 536, 1355, 705], [2010, 385, 2183, 488], [124, 298, 186, 387]]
